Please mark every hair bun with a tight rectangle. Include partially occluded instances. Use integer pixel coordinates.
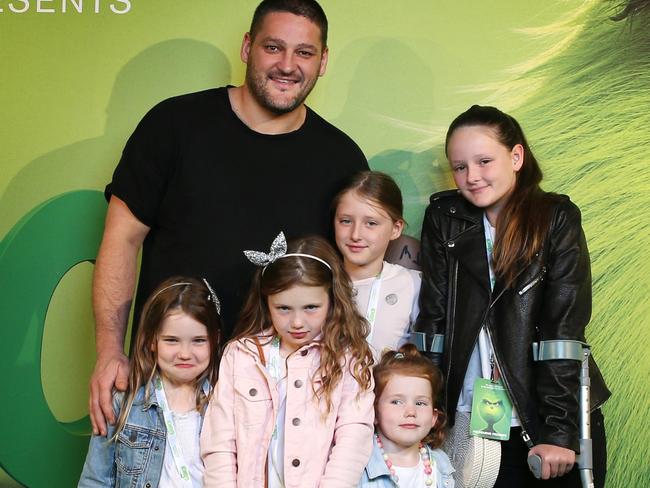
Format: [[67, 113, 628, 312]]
[[396, 342, 421, 358]]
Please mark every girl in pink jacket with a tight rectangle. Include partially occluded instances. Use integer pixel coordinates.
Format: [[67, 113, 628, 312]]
[[201, 233, 375, 488]]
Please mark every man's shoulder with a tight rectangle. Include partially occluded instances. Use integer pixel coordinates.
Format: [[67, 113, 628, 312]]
[[151, 86, 227, 115], [304, 106, 365, 154]]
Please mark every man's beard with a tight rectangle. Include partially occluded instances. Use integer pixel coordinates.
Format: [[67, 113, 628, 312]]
[[245, 66, 318, 115]]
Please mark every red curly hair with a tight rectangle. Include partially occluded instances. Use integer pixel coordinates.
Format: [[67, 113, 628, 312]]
[[374, 343, 447, 448]]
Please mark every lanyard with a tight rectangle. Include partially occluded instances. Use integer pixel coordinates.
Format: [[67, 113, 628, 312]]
[[267, 335, 283, 383], [482, 213, 496, 290], [480, 213, 498, 381], [267, 336, 286, 441], [267, 336, 287, 487], [363, 271, 383, 345], [153, 376, 197, 488]]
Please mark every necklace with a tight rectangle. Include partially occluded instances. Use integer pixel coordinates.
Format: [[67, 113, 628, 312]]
[[375, 433, 435, 486]]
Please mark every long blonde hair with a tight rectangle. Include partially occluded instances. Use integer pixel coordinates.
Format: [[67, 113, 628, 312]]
[[234, 236, 373, 411], [112, 277, 222, 440]]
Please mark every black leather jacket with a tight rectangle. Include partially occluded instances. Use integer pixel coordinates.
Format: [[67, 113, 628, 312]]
[[414, 190, 610, 452]]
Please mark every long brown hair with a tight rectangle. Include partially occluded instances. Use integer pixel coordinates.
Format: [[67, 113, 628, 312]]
[[445, 105, 560, 286], [373, 344, 446, 448], [234, 235, 373, 411], [112, 276, 222, 440]]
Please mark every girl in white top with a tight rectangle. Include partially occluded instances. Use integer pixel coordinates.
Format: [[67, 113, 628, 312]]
[[333, 171, 421, 359]]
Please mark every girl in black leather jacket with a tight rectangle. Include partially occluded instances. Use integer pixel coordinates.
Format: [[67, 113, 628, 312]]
[[414, 105, 609, 488]]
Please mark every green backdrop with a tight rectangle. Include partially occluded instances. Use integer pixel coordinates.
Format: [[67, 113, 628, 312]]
[[1, 1, 648, 486]]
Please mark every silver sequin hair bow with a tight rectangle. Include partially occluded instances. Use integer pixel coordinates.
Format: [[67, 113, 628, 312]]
[[243, 232, 332, 272]]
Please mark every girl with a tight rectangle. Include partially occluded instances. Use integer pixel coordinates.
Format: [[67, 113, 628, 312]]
[[201, 233, 375, 488], [333, 171, 421, 359], [413, 105, 610, 487], [359, 344, 455, 488], [79, 276, 223, 487]]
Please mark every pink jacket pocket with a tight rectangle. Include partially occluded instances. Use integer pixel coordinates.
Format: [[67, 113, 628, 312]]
[[234, 375, 272, 427]]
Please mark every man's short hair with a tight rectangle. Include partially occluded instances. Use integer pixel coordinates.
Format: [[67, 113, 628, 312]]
[[250, 0, 328, 47]]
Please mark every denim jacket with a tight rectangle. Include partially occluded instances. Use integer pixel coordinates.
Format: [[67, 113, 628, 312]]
[[357, 436, 455, 488], [78, 380, 209, 488]]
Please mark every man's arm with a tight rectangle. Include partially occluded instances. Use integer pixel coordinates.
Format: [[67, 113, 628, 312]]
[[89, 196, 149, 436]]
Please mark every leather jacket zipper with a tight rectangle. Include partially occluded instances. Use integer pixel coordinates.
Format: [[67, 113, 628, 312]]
[[518, 266, 547, 296], [484, 325, 533, 446], [444, 260, 459, 404], [520, 429, 534, 449]]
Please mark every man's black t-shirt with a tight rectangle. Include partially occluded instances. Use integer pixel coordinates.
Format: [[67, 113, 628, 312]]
[[107, 87, 368, 335]]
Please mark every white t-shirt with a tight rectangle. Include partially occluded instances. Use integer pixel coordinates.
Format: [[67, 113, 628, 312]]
[[352, 261, 421, 359], [159, 409, 203, 488], [393, 458, 427, 488]]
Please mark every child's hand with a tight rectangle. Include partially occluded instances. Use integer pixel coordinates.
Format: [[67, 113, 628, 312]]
[[528, 444, 575, 479], [89, 352, 130, 436]]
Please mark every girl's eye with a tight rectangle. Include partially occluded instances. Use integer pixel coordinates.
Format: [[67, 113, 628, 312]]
[[193, 338, 208, 344], [163, 338, 178, 343], [338, 218, 351, 225], [416, 401, 429, 407], [390, 399, 403, 405], [366, 221, 378, 227], [479, 159, 491, 165], [452, 164, 465, 172], [305, 304, 320, 311]]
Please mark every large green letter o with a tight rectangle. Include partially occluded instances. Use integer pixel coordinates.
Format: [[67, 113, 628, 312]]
[[0, 191, 106, 487]]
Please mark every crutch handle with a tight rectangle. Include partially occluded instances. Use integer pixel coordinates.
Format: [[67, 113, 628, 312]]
[[527, 454, 543, 478]]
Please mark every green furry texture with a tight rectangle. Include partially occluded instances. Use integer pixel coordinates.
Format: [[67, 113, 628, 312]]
[[507, 2, 650, 486]]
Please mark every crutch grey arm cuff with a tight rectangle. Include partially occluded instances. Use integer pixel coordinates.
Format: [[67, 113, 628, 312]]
[[409, 332, 444, 353], [532, 339, 588, 361]]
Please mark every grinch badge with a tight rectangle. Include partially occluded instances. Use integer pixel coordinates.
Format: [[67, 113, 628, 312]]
[[470, 378, 512, 440]]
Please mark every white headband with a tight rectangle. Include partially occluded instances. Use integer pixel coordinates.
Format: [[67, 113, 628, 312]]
[[243, 232, 332, 272], [150, 279, 221, 315]]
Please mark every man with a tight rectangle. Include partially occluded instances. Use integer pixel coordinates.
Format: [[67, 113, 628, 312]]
[[90, 0, 368, 436]]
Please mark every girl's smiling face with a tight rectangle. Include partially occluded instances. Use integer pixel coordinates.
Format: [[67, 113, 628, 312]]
[[447, 125, 524, 224], [267, 284, 329, 356], [153, 311, 210, 387], [375, 374, 438, 453], [334, 190, 403, 280]]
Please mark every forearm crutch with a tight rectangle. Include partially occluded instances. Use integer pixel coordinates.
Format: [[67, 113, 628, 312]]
[[529, 340, 594, 488]]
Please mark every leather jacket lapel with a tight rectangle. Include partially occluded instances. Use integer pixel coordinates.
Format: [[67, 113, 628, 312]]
[[446, 218, 491, 293]]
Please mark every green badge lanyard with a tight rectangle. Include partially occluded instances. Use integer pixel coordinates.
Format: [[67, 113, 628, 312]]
[[154, 375, 200, 487], [364, 270, 384, 345], [482, 213, 498, 380], [267, 336, 287, 487], [467, 214, 513, 441]]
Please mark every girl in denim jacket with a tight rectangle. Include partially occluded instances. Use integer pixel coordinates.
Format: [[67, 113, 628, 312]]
[[201, 233, 375, 488], [359, 344, 454, 488], [79, 276, 223, 487]]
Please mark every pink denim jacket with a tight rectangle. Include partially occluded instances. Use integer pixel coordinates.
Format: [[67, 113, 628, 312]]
[[201, 332, 375, 488]]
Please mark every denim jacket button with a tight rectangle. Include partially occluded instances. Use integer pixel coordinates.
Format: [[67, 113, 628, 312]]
[[294, 379, 303, 388], [249, 388, 258, 397], [292, 417, 301, 426], [292, 458, 300, 467], [154, 445, 159, 451], [145, 483, 151, 488]]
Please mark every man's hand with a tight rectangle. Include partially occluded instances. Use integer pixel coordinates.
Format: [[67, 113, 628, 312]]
[[89, 352, 130, 436], [528, 444, 576, 479]]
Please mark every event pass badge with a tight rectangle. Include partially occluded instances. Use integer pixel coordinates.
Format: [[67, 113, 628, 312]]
[[470, 378, 512, 441]]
